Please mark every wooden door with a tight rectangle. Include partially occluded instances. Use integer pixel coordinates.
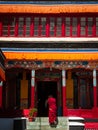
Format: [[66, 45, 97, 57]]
[[79, 78, 93, 109]]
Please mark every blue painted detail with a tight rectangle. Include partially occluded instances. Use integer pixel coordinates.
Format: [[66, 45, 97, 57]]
[[35, 61, 43, 65], [1, 48, 98, 52], [82, 61, 88, 65], [54, 61, 62, 65], [8, 60, 14, 64], [0, 1, 98, 5], [58, 106, 62, 116]]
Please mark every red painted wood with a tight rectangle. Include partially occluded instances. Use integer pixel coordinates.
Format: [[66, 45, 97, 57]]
[[24, 17, 26, 37], [8, 22, 10, 37], [68, 109, 98, 118], [62, 86, 67, 116], [46, 17, 49, 37], [39, 17, 41, 36], [77, 17, 80, 37], [93, 17, 96, 37], [93, 86, 97, 108], [85, 123, 98, 128], [30, 86, 35, 108], [0, 15, 98, 37], [30, 17, 34, 36], [86, 17, 88, 37], [0, 19, 2, 36], [70, 17, 72, 37], [0, 86, 2, 108], [62, 17, 65, 36], [54, 18, 56, 37], [15, 18, 18, 36]]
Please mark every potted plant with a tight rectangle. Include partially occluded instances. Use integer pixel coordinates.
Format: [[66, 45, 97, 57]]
[[29, 108, 38, 122]]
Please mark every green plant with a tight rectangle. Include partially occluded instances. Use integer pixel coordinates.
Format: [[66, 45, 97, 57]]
[[29, 108, 37, 118]]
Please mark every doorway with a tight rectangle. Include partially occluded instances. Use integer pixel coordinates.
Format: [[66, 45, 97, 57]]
[[79, 78, 93, 109], [37, 81, 57, 117]]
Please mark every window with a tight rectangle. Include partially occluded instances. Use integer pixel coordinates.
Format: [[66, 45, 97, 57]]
[[10, 17, 16, 36], [80, 17, 86, 36], [0, 15, 98, 37], [56, 17, 62, 36], [18, 17, 24, 36], [87, 17, 93, 36], [50, 17, 55, 36], [41, 17, 46, 36], [34, 17, 39, 36], [72, 17, 78, 36], [25, 17, 31, 36], [2, 17, 9, 36], [96, 17, 98, 36], [65, 17, 70, 36]]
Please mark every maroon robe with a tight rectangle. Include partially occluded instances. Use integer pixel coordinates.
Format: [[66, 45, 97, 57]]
[[47, 97, 57, 124]]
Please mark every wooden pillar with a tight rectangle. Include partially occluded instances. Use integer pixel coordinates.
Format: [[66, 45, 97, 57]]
[[62, 70, 67, 116], [93, 69, 97, 108], [0, 81, 3, 108], [30, 70, 35, 108]]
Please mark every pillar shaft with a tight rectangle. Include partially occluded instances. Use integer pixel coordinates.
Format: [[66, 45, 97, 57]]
[[62, 70, 67, 116], [93, 69, 97, 108], [31, 70, 35, 108]]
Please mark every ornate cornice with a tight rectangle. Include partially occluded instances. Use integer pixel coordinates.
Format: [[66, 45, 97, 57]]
[[5, 60, 98, 70]]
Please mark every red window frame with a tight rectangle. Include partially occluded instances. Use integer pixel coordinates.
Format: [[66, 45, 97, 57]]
[[0, 14, 98, 37]]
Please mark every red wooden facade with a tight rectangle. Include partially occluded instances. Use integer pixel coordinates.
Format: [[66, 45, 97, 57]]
[[0, 15, 98, 37], [0, 3, 98, 122]]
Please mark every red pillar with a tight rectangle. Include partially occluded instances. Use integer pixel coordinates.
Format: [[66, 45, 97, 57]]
[[30, 70, 35, 108], [62, 70, 67, 116], [93, 69, 97, 108], [0, 81, 3, 108]]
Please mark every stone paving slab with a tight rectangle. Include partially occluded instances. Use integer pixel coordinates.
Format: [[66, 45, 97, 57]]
[[27, 117, 69, 130]]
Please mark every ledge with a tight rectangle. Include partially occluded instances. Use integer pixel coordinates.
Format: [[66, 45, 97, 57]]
[[0, 37, 98, 43]]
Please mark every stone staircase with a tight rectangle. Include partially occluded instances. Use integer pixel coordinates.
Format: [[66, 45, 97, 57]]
[[68, 116, 85, 130], [26, 117, 69, 130]]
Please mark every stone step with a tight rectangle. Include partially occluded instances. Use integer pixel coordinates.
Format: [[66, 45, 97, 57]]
[[33, 117, 68, 122], [27, 117, 68, 123], [26, 117, 69, 130], [27, 123, 69, 129], [26, 125, 69, 130], [69, 122, 84, 130], [68, 116, 84, 123], [69, 122, 84, 126], [27, 128, 68, 130]]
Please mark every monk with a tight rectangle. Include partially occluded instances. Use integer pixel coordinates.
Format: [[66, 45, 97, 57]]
[[45, 95, 58, 127]]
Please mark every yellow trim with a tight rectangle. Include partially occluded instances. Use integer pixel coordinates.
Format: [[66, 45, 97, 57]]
[[4, 52, 98, 61], [0, 4, 98, 13]]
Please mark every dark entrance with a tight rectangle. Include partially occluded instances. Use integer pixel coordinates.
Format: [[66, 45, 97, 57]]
[[37, 81, 57, 117]]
